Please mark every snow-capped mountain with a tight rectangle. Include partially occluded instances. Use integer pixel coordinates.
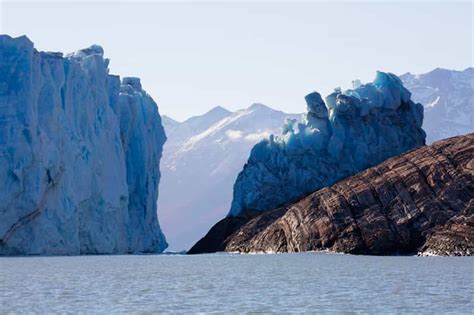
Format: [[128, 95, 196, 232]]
[[400, 67, 473, 143], [162, 106, 232, 144], [159, 104, 300, 250]]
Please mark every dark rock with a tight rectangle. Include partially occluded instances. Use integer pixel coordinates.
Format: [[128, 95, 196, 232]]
[[187, 211, 259, 254], [419, 214, 473, 256], [190, 134, 473, 256]]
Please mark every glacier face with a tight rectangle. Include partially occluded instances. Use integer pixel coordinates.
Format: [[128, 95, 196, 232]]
[[228, 72, 426, 216], [0, 35, 167, 255]]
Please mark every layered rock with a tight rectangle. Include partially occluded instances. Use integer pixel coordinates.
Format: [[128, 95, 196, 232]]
[[228, 72, 426, 217], [190, 134, 473, 256], [0, 35, 167, 255], [419, 215, 473, 256]]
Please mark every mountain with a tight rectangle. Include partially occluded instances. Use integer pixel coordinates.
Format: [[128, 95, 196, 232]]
[[189, 134, 473, 256], [164, 106, 232, 142], [159, 104, 300, 250], [400, 67, 473, 143], [0, 35, 167, 255], [161, 115, 180, 132]]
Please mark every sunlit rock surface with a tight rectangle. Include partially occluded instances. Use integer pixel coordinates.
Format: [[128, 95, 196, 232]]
[[228, 72, 426, 216], [0, 35, 167, 255]]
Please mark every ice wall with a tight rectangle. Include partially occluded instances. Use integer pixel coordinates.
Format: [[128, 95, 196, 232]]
[[229, 72, 426, 216], [0, 35, 167, 255]]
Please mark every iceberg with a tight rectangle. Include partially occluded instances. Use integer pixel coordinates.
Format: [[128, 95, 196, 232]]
[[228, 71, 426, 216], [0, 35, 167, 255]]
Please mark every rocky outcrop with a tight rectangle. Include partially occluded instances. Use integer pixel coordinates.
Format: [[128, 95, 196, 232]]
[[187, 211, 259, 254], [419, 214, 473, 256], [0, 35, 167, 255], [189, 134, 473, 256]]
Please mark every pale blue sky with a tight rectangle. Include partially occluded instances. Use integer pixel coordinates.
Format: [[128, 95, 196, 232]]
[[1, 1, 472, 121]]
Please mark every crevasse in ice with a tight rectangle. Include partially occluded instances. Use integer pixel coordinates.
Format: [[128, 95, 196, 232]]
[[0, 35, 167, 255], [228, 71, 426, 216]]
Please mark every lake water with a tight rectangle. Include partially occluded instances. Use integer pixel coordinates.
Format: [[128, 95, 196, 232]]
[[0, 253, 472, 314]]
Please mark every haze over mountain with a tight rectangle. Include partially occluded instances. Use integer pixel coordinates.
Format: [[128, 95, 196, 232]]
[[160, 68, 473, 251], [159, 104, 300, 250]]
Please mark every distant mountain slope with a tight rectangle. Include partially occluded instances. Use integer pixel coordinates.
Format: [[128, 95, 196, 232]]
[[400, 67, 473, 143], [159, 104, 300, 250], [161, 115, 180, 132], [163, 106, 232, 144]]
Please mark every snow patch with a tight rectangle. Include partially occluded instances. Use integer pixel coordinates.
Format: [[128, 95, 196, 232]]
[[226, 129, 244, 140]]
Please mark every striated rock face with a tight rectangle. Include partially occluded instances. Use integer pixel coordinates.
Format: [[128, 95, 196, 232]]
[[0, 35, 167, 255], [228, 72, 426, 217], [189, 134, 473, 256]]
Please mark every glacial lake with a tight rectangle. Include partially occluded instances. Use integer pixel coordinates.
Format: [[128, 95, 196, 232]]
[[0, 253, 472, 314]]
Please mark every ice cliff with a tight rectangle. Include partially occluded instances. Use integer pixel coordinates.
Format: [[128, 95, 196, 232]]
[[0, 35, 167, 255], [228, 72, 426, 216]]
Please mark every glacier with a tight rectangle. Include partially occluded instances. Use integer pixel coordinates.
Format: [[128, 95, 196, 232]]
[[228, 72, 426, 216], [0, 35, 167, 255]]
